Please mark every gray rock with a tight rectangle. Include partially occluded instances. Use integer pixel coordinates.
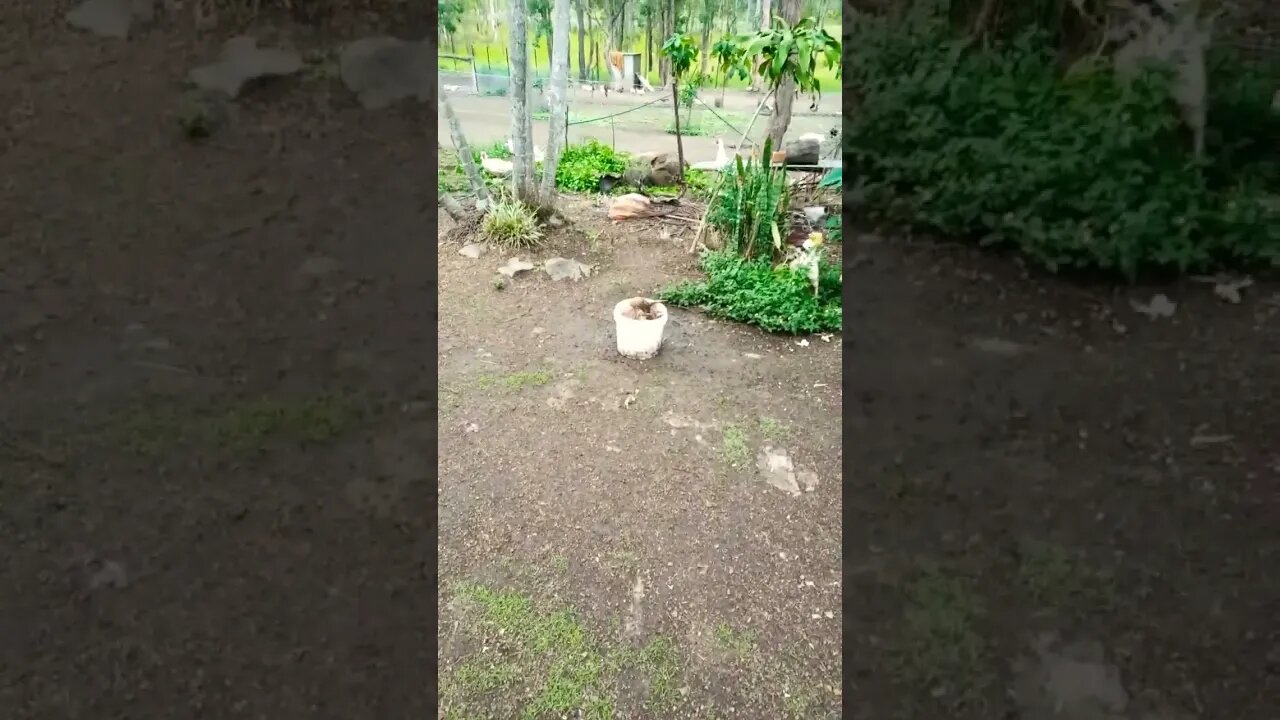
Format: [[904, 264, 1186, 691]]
[[458, 243, 487, 259], [66, 0, 152, 39], [544, 257, 591, 281], [188, 37, 303, 98], [1013, 634, 1130, 720], [339, 36, 431, 110], [298, 256, 341, 277], [497, 257, 534, 278]]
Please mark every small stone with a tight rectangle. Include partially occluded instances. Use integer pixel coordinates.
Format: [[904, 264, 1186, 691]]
[[299, 256, 340, 277], [339, 36, 430, 109], [497, 257, 534, 278], [1131, 293, 1177, 319], [66, 0, 151, 40], [188, 36, 303, 98], [544, 257, 591, 281], [458, 243, 486, 259]]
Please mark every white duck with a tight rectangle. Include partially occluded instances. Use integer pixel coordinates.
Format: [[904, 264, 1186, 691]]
[[505, 138, 546, 163], [480, 152, 512, 177], [712, 138, 728, 169]]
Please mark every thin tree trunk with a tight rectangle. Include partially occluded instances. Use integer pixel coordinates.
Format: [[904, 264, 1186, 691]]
[[699, 0, 713, 77], [508, 0, 536, 203], [646, 11, 653, 73], [489, 0, 499, 39], [575, 0, 587, 80], [439, 95, 491, 208], [765, 0, 801, 147], [540, 0, 571, 204], [671, 79, 686, 184], [750, 0, 770, 91]]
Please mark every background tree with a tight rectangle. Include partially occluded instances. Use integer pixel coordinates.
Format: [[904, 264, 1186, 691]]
[[766, 0, 802, 147], [737, 15, 840, 147], [539, 0, 572, 203], [661, 30, 698, 183], [508, 0, 537, 202], [439, 0, 465, 53]]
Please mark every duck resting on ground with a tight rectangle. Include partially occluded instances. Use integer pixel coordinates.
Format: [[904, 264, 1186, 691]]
[[479, 152, 512, 177]]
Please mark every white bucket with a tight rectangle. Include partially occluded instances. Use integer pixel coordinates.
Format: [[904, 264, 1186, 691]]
[[613, 297, 668, 360]]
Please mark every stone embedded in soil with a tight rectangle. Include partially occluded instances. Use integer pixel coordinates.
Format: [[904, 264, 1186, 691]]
[[188, 37, 304, 98], [66, 0, 152, 40], [1012, 633, 1131, 720], [497, 257, 535, 278], [758, 446, 812, 496], [298, 255, 340, 277], [971, 337, 1027, 357], [339, 36, 431, 110], [544, 257, 591, 281], [1130, 293, 1177, 319], [458, 243, 487, 259]]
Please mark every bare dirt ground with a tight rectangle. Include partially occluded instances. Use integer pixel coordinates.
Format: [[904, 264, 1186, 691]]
[[436, 198, 843, 718], [2, 5, 435, 717], [848, 232, 1279, 719]]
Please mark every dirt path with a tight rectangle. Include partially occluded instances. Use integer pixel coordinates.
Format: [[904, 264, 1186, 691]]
[[437, 90, 840, 158], [2, 10, 435, 718]]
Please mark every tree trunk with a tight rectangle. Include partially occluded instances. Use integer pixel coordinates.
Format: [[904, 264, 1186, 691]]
[[439, 95, 491, 208], [508, 0, 537, 203], [540, 0, 571, 204], [575, 0, 587, 80], [658, 0, 668, 85], [765, 0, 801, 147], [489, 0, 499, 40], [646, 11, 653, 73], [671, 80, 686, 184], [750, 0, 769, 91], [699, 0, 713, 77]]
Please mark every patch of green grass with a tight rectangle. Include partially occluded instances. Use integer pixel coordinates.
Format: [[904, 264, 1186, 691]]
[[757, 416, 789, 442], [452, 658, 520, 694], [549, 555, 570, 573], [208, 395, 360, 451], [451, 583, 616, 719], [1017, 539, 1118, 610], [666, 122, 710, 136], [782, 684, 822, 718], [106, 394, 364, 457], [898, 565, 991, 708], [719, 424, 752, 467], [637, 636, 682, 712], [475, 368, 553, 391], [713, 623, 757, 658]]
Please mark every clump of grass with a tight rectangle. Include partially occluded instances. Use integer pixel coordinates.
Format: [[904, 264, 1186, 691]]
[[719, 423, 752, 467], [475, 368, 552, 391], [450, 583, 616, 719], [713, 623, 757, 658], [637, 636, 682, 711], [665, 122, 709, 136], [481, 199, 544, 249], [898, 565, 991, 708]]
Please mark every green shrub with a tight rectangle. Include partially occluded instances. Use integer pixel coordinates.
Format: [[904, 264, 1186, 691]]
[[707, 140, 790, 261], [845, 10, 1280, 277], [555, 139, 629, 192], [660, 250, 842, 334], [665, 122, 709, 136], [481, 199, 544, 248]]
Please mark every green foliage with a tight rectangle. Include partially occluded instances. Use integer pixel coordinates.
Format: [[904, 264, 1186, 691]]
[[555, 139, 630, 193], [708, 138, 790, 261], [661, 32, 700, 79], [481, 199, 544, 248], [825, 214, 842, 243], [665, 122, 709, 136], [661, 250, 842, 334], [742, 16, 841, 104], [438, 0, 464, 36], [845, 12, 1280, 277]]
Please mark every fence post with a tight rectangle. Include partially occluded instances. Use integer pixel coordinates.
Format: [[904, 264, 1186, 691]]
[[470, 47, 480, 94]]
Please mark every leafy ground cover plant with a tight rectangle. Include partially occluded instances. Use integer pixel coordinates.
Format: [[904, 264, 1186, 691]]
[[661, 250, 842, 334], [844, 8, 1280, 278]]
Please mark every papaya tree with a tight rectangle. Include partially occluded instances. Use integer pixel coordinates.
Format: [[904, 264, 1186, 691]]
[[660, 30, 698, 184]]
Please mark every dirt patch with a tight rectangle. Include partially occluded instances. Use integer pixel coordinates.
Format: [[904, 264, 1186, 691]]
[[847, 229, 1279, 719], [1, 9, 433, 717], [438, 196, 843, 717]]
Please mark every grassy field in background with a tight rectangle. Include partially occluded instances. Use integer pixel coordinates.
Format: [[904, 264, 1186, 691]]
[[440, 23, 841, 90]]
